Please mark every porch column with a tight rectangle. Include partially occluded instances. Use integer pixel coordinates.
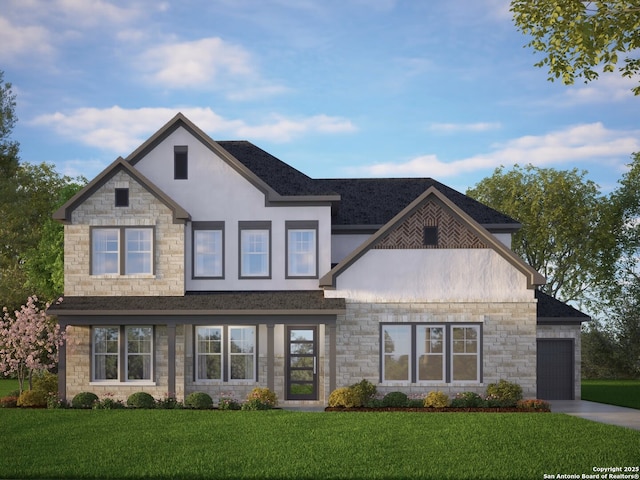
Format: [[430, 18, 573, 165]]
[[58, 321, 68, 402], [167, 323, 176, 397], [266, 324, 275, 390], [329, 324, 336, 395]]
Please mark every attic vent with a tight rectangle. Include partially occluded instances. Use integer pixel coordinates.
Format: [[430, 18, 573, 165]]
[[174, 145, 188, 179], [423, 226, 438, 246], [115, 188, 129, 207]]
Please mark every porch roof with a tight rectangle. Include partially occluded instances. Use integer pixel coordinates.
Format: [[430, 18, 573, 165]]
[[48, 290, 345, 317], [535, 290, 591, 324]]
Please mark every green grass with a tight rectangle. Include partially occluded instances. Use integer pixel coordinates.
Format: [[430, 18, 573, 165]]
[[582, 379, 640, 409], [1, 410, 639, 479], [0, 378, 19, 397]]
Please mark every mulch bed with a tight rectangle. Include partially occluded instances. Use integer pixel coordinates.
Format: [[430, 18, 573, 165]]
[[324, 407, 550, 413]]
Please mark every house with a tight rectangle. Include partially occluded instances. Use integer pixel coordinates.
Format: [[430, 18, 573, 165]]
[[48, 113, 589, 406]]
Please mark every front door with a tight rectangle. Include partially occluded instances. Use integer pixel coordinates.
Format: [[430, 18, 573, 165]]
[[286, 327, 318, 400]]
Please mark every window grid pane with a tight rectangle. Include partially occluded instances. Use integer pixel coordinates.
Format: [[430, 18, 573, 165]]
[[196, 327, 222, 380], [241, 230, 269, 276], [194, 230, 222, 277], [93, 327, 119, 380], [288, 229, 316, 276], [229, 327, 255, 380], [92, 229, 119, 274], [417, 326, 445, 382], [452, 327, 479, 381], [125, 229, 152, 275], [382, 325, 411, 381], [126, 327, 152, 380]]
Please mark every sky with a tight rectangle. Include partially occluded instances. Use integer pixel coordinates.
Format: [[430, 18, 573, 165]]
[[2, 0, 639, 194]]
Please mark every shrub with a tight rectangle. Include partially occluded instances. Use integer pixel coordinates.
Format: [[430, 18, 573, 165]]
[[184, 392, 213, 410], [246, 387, 277, 408], [71, 392, 99, 409], [364, 397, 385, 408], [17, 389, 48, 408], [218, 396, 241, 410], [94, 394, 126, 410], [328, 387, 359, 408], [382, 391, 409, 408], [126, 392, 156, 409], [156, 394, 182, 409], [517, 399, 551, 411], [486, 380, 523, 407], [0, 396, 18, 408], [241, 398, 271, 410], [424, 391, 449, 408], [351, 379, 377, 406], [450, 392, 486, 408], [32, 371, 58, 396]]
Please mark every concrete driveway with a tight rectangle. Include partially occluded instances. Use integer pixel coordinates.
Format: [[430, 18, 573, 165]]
[[550, 400, 640, 431]]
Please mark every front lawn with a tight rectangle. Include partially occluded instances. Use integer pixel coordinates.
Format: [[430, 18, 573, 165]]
[[0, 378, 19, 397], [582, 379, 640, 409], [1, 410, 639, 479]]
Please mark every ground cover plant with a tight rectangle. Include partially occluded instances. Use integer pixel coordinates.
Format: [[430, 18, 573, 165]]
[[1, 410, 638, 479], [581, 379, 640, 409]]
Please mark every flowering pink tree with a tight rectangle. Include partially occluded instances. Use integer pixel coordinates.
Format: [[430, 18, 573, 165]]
[[0, 296, 66, 393]]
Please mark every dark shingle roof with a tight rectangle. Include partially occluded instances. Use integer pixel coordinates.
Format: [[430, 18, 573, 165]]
[[48, 291, 345, 315], [218, 141, 519, 228], [535, 290, 590, 322], [317, 178, 519, 227], [218, 141, 336, 197]]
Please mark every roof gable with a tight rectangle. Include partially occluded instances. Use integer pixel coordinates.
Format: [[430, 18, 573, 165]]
[[126, 113, 339, 205], [53, 157, 190, 224], [320, 186, 545, 289]]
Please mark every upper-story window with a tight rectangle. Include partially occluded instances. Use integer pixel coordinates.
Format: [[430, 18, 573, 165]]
[[192, 222, 224, 278], [174, 146, 188, 180], [91, 227, 154, 275], [239, 221, 271, 278], [286, 220, 318, 278]]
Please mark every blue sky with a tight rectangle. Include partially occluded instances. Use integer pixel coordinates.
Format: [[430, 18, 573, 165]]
[[2, 0, 638, 194]]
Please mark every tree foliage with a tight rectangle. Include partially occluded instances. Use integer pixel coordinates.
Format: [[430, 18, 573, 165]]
[[467, 164, 611, 303], [0, 70, 19, 178], [0, 296, 66, 393], [511, 0, 640, 95]]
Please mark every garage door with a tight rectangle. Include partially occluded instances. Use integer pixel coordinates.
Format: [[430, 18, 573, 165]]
[[537, 339, 574, 400]]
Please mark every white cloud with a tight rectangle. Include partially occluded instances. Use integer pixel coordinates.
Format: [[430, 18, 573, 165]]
[[30, 106, 357, 153], [355, 123, 640, 177], [137, 37, 287, 99], [427, 122, 502, 134], [560, 74, 638, 105], [0, 16, 53, 62]]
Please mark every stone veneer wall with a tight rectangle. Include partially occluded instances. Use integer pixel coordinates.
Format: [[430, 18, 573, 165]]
[[334, 300, 538, 399], [64, 170, 185, 296], [64, 325, 185, 402], [537, 324, 582, 400]]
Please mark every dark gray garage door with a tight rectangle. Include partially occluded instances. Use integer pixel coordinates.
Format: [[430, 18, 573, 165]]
[[537, 339, 574, 400]]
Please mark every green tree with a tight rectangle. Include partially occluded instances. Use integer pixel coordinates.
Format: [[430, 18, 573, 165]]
[[0, 70, 19, 177], [466, 164, 612, 304], [511, 1, 640, 95]]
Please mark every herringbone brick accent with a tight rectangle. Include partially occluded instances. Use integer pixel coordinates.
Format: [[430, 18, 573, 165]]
[[374, 199, 488, 249]]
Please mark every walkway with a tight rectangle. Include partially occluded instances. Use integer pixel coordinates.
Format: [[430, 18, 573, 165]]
[[550, 400, 640, 431]]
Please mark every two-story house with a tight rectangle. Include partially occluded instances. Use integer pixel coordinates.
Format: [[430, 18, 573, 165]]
[[49, 113, 589, 406]]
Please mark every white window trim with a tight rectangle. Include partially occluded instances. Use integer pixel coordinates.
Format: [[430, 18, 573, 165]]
[[416, 325, 446, 383], [125, 326, 154, 382], [451, 325, 481, 383], [195, 326, 223, 382]]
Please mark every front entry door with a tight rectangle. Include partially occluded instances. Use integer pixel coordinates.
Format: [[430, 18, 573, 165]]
[[286, 327, 318, 400]]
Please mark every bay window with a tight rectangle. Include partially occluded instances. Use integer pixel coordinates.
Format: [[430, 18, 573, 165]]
[[380, 324, 481, 383]]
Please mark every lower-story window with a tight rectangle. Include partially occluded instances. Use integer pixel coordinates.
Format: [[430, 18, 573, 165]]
[[195, 326, 256, 381], [380, 323, 481, 383], [92, 326, 154, 382]]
